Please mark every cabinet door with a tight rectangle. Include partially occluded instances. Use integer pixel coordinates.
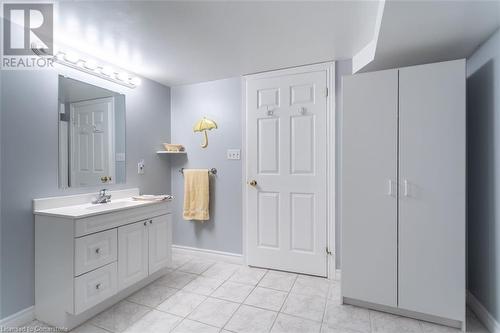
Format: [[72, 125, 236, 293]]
[[341, 69, 398, 307], [148, 214, 172, 274], [118, 221, 148, 290], [399, 60, 465, 321]]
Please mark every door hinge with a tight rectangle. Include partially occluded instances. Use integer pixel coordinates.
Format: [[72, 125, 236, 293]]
[[326, 247, 332, 256], [324, 87, 329, 98]]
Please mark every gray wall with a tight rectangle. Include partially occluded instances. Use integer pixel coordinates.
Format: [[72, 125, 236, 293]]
[[467, 28, 500, 322], [0, 68, 171, 319], [170, 77, 242, 254]]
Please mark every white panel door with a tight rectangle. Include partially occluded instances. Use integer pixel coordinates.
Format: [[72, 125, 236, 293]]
[[398, 60, 465, 321], [148, 214, 172, 274], [70, 97, 115, 187], [341, 69, 398, 307], [118, 221, 148, 290], [246, 69, 328, 276]]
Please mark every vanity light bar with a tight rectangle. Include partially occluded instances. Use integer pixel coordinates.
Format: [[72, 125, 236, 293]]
[[54, 51, 142, 88]]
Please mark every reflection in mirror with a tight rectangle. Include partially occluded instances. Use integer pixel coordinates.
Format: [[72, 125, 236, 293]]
[[58, 76, 126, 188]]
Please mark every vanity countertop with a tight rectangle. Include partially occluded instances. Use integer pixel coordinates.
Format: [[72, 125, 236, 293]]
[[33, 189, 172, 219], [34, 197, 171, 219]]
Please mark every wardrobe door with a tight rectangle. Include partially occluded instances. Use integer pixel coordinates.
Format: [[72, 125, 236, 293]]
[[399, 60, 465, 321], [342, 69, 398, 307]]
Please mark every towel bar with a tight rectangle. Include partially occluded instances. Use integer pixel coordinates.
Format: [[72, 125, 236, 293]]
[[179, 168, 217, 175]]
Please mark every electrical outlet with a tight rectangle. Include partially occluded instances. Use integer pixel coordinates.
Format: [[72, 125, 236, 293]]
[[138, 159, 145, 174], [227, 149, 241, 160]]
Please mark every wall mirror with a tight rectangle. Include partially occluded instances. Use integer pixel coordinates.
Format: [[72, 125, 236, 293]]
[[58, 76, 126, 188]]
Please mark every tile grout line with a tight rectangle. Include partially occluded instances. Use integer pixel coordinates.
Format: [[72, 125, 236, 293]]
[[165, 259, 223, 332], [220, 267, 270, 331], [183, 261, 250, 330], [268, 273, 299, 332], [96, 258, 195, 333]]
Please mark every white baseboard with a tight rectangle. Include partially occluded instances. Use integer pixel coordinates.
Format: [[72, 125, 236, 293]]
[[0, 306, 34, 328], [467, 290, 500, 333], [172, 244, 244, 265]]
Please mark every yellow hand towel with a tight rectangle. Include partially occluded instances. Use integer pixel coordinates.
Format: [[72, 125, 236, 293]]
[[183, 169, 210, 221]]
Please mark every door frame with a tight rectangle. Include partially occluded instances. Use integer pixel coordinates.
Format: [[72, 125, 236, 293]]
[[241, 62, 336, 278]]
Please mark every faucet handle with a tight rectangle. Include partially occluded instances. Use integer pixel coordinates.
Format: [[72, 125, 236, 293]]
[[99, 189, 107, 196]]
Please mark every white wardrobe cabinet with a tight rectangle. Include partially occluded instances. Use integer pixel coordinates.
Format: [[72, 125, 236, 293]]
[[341, 60, 465, 328]]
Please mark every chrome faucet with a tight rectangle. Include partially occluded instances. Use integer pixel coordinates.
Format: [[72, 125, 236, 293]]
[[93, 189, 112, 204]]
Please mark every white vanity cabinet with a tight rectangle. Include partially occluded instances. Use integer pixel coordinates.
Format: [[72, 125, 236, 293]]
[[148, 214, 173, 274], [117, 214, 172, 289], [118, 220, 149, 290], [34, 189, 172, 330]]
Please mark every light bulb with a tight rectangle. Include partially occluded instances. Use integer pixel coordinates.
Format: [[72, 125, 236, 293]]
[[64, 51, 79, 63], [55, 52, 65, 61], [83, 59, 98, 70], [100, 66, 114, 77], [117, 72, 129, 82], [130, 77, 142, 86]]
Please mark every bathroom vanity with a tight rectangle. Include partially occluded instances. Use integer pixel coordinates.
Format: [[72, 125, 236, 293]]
[[33, 188, 172, 330]]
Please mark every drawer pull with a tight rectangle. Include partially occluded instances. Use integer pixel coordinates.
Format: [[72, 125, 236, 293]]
[[95, 283, 101, 290], [95, 248, 101, 254]]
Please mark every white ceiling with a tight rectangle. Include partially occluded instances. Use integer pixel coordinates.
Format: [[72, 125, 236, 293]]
[[55, 1, 381, 86], [55, 1, 500, 87], [362, 0, 500, 72]]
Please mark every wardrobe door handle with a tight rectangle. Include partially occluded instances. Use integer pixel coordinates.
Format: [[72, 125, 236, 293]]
[[403, 179, 409, 197], [387, 180, 395, 197]]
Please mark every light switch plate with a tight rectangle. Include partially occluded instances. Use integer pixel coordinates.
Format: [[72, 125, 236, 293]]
[[138, 159, 145, 174], [227, 149, 241, 160]]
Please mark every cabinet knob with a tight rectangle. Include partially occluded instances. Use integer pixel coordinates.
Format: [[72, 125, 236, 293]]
[[149, 220, 153, 224], [248, 180, 257, 186], [144, 221, 147, 226], [95, 283, 101, 290], [95, 248, 101, 254]]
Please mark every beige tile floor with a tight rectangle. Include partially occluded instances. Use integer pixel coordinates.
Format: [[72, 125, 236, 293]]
[[21, 253, 488, 333]]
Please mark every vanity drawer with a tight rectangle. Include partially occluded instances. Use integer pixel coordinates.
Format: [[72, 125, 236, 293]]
[[74, 262, 117, 315], [74, 202, 170, 237], [75, 229, 117, 276]]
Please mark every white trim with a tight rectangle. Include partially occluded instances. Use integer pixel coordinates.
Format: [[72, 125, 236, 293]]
[[352, 0, 386, 73], [241, 76, 248, 266], [327, 62, 336, 279], [335, 269, 341, 281], [0, 306, 34, 328], [242, 61, 336, 278], [467, 290, 500, 333], [172, 245, 244, 265], [344, 297, 463, 329]]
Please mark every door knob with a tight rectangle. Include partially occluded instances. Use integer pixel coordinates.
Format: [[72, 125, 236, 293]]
[[248, 180, 257, 186]]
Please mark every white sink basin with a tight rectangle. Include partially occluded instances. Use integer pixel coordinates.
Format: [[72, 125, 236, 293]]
[[85, 201, 136, 211], [33, 194, 171, 219]]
